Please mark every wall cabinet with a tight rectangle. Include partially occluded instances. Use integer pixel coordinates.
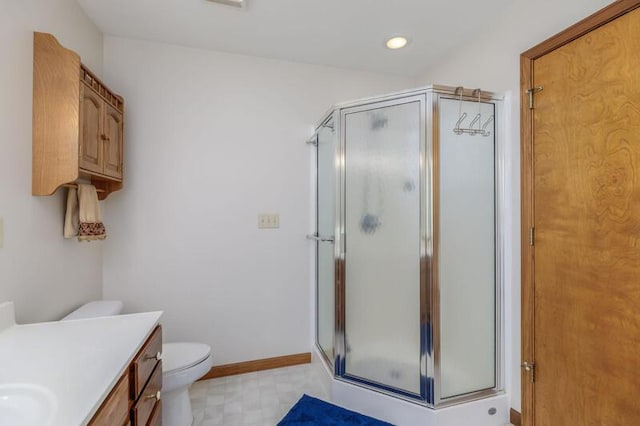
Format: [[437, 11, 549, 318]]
[[33, 32, 125, 200], [89, 326, 163, 426], [79, 82, 124, 180]]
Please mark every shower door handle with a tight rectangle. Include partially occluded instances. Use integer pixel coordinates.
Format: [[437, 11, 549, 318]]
[[306, 233, 335, 243]]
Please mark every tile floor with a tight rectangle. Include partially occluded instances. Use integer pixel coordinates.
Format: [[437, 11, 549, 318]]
[[190, 363, 329, 426], [190, 363, 516, 426]]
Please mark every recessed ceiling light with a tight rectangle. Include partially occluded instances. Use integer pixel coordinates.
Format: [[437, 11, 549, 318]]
[[386, 36, 408, 50]]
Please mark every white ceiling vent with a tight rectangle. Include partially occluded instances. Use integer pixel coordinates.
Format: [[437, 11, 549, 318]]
[[206, 0, 245, 7]]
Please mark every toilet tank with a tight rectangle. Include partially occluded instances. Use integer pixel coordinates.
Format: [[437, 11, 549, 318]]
[[61, 300, 124, 321]]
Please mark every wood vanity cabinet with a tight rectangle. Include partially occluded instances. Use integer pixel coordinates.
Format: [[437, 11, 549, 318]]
[[89, 325, 163, 426], [89, 374, 130, 426], [33, 32, 124, 200], [131, 326, 163, 426]]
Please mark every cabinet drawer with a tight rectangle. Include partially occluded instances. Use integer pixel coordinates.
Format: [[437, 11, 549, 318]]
[[131, 325, 162, 400], [147, 400, 162, 426], [89, 373, 130, 426], [133, 361, 163, 426]]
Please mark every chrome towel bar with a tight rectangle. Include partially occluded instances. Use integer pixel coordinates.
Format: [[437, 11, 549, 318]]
[[306, 233, 335, 243]]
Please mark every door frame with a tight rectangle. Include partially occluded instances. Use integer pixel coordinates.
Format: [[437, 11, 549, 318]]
[[520, 1, 640, 425]]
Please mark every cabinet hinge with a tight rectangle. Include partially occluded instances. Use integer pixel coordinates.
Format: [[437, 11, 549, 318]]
[[526, 86, 543, 109], [521, 361, 535, 383], [529, 227, 535, 246]]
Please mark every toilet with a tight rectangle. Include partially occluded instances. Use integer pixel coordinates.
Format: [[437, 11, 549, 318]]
[[61, 300, 213, 426], [161, 342, 212, 426]]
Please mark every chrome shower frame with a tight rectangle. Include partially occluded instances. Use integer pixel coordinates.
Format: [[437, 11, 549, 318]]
[[311, 85, 506, 408]]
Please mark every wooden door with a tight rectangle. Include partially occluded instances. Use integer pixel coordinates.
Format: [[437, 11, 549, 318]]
[[103, 104, 123, 180], [521, 3, 640, 425], [79, 83, 103, 174]]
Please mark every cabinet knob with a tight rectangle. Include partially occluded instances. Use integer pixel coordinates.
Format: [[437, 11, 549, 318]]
[[144, 351, 162, 362], [145, 390, 161, 401]]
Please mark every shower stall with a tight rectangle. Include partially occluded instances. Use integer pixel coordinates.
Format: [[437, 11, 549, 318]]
[[309, 86, 505, 421]]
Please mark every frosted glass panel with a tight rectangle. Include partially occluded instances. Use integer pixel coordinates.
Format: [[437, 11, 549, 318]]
[[317, 122, 335, 363], [344, 101, 421, 395], [439, 98, 496, 398]]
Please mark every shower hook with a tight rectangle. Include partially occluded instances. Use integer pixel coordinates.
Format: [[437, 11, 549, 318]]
[[452, 87, 493, 137], [453, 86, 466, 135], [469, 89, 482, 136], [474, 88, 495, 137], [482, 115, 494, 136]]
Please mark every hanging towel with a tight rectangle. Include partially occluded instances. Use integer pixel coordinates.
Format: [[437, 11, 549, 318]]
[[63, 184, 107, 241], [63, 187, 79, 238]]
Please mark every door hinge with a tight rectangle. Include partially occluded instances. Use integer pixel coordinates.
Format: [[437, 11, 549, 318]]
[[526, 86, 543, 109], [529, 227, 535, 246], [521, 361, 536, 383]]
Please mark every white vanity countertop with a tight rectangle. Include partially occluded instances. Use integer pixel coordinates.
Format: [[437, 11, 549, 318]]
[[0, 309, 162, 426]]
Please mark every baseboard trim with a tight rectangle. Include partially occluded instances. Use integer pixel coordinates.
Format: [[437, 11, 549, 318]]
[[199, 352, 312, 381], [510, 408, 522, 426]]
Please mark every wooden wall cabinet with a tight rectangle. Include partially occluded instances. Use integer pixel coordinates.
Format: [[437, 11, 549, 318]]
[[90, 326, 163, 426], [79, 82, 124, 180], [33, 32, 124, 200]]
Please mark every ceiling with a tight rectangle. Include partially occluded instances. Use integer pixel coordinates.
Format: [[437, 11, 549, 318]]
[[77, 0, 512, 77]]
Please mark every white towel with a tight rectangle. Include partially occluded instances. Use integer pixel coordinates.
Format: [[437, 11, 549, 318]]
[[63, 184, 107, 241]]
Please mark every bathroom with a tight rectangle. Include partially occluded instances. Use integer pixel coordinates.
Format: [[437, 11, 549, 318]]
[[1, 0, 638, 425]]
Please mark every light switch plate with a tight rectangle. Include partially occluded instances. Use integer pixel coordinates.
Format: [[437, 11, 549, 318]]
[[258, 214, 279, 229], [0, 217, 4, 248]]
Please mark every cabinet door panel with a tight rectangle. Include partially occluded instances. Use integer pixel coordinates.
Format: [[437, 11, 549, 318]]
[[104, 103, 123, 180], [79, 84, 103, 174], [146, 400, 162, 426], [133, 362, 162, 426], [132, 326, 162, 400], [89, 373, 129, 426]]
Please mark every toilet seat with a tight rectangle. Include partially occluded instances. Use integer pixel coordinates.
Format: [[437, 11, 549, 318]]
[[162, 342, 211, 374]]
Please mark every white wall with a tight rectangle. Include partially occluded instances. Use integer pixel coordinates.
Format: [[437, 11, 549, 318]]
[[418, 0, 614, 411], [0, 0, 104, 323], [101, 36, 417, 365]]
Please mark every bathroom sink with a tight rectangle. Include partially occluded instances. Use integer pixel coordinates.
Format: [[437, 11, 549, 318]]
[[0, 383, 57, 426]]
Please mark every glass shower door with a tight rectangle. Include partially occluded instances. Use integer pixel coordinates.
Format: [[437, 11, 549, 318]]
[[316, 119, 336, 366], [342, 97, 424, 396], [437, 97, 496, 399]]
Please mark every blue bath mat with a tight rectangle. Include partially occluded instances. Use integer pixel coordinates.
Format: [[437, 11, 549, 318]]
[[278, 394, 394, 425]]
